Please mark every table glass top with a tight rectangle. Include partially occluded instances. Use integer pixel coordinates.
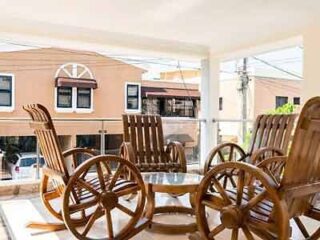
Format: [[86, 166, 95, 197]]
[[142, 172, 203, 186]]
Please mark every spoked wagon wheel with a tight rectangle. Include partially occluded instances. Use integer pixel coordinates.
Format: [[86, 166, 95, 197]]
[[40, 148, 97, 222], [119, 143, 138, 201], [63, 155, 146, 240], [204, 143, 246, 189], [166, 141, 187, 173], [196, 162, 289, 240], [165, 142, 187, 198]]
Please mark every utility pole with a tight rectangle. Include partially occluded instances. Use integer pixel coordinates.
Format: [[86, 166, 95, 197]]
[[239, 58, 250, 143]]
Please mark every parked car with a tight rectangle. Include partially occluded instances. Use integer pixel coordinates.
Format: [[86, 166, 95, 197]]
[[10, 153, 45, 179]]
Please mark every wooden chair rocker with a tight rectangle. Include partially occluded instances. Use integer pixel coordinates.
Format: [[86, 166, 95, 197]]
[[194, 97, 320, 240], [204, 114, 296, 188], [120, 114, 187, 173], [24, 104, 149, 240]]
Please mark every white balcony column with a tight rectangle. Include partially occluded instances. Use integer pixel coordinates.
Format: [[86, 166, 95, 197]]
[[200, 56, 220, 168], [303, 27, 320, 101]]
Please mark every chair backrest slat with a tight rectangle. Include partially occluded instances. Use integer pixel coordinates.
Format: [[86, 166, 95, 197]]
[[150, 116, 159, 164], [143, 115, 152, 164], [281, 97, 320, 216], [24, 104, 68, 178], [267, 115, 282, 147], [123, 114, 168, 170], [156, 116, 166, 164], [247, 114, 296, 156], [136, 115, 145, 164]]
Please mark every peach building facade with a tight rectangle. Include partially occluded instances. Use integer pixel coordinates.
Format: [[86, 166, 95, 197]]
[[0, 48, 144, 149], [219, 76, 302, 141]]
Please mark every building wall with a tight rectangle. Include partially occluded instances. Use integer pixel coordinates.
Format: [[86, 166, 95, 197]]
[[219, 79, 253, 120], [0, 48, 144, 137], [253, 76, 302, 116], [218, 76, 301, 143], [142, 79, 199, 90], [160, 70, 200, 82]]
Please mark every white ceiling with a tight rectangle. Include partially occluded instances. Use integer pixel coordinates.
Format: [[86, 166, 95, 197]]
[[0, 0, 318, 57]]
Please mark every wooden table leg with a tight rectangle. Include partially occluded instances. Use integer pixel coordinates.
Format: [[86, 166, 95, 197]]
[[144, 183, 155, 223], [144, 189, 198, 234]]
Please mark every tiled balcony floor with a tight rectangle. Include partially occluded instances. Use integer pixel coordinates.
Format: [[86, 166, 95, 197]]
[[0, 193, 318, 240]]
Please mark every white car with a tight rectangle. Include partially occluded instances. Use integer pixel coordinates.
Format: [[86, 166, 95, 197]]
[[10, 153, 45, 180]]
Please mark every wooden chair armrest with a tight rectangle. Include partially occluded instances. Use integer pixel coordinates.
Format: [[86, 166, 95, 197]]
[[42, 167, 67, 184], [256, 156, 287, 185], [119, 142, 136, 164], [282, 182, 320, 199], [251, 147, 284, 165], [62, 147, 97, 169], [166, 141, 187, 172]]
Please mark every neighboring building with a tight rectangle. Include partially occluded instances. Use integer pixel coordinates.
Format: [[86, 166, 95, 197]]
[[0, 48, 144, 159], [219, 76, 302, 142], [160, 70, 200, 83], [0, 50, 202, 176], [141, 80, 200, 118], [141, 80, 201, 163], [219, 76, 302, 119]]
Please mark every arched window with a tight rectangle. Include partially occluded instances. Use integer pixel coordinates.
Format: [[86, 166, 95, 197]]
[[55, 63, 97, 113]]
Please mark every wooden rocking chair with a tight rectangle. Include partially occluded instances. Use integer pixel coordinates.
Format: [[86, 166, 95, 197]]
[[24, 104, 149, 240], [120, 114, 187, 173], [204, 114, 296, 188], [194, 97, 320, 240]]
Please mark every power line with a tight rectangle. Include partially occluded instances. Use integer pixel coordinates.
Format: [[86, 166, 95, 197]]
[[252, 56, 303, 79]]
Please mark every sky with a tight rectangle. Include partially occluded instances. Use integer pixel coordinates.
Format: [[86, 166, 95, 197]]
[[220, 46, 303, 81], [0, 39, 303, 82]]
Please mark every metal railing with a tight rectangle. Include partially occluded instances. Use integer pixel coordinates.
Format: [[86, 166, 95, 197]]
[[0, 117, 204, 184]]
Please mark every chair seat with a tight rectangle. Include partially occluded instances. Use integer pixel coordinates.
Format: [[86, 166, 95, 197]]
[[136, 162, 182, 172], [75, 175, 139, 201]]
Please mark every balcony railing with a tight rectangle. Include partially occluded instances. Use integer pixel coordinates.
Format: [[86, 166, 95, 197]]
[[0, 117, 204, 184]]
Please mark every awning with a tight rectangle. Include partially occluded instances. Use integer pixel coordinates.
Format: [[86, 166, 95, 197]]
[[55, 77, 98, 89], [141, 87, 200, 99]]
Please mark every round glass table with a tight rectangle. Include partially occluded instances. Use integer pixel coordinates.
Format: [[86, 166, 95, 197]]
[[142, 172, 203, 234]]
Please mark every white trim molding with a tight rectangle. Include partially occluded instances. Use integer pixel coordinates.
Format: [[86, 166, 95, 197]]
[[54, 63, 94, 113], [125, 82, 141, 113], [0, 73, 15, 112]]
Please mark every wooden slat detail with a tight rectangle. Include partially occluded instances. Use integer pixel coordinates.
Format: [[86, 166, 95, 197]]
[[143, 115, 152, 164], [122, 115, 130, 142], [274, 115, 288, 149], [254, 115, 268, 151], [248, 114, 296, 157], [23, 104, 68, 178], [260, 115, 274, 147], [248, 115, 263, 154], [268, 115, 282, 148], [156, 116, 166, 164], [136, 115, 145, 165], [280, 97, 320, 217], [29, 121, 50, 131], [122, 114, 186, 173], [150, 116, 159, 164], [129, 115, 138, 163], [281, 115, 295, 151]]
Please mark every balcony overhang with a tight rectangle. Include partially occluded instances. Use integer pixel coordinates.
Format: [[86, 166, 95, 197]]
[[142, 87, 200, 99], [55, 77, 98, 89]]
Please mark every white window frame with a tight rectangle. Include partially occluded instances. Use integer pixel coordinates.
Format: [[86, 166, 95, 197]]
[[0, 73, 15, 112], [125, 82, 141, 113], [54, 63, 94, 113]]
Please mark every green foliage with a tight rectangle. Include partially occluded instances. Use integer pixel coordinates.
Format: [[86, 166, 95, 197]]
[[241, 130, 252, 151], [267, 103, 296, 115]]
